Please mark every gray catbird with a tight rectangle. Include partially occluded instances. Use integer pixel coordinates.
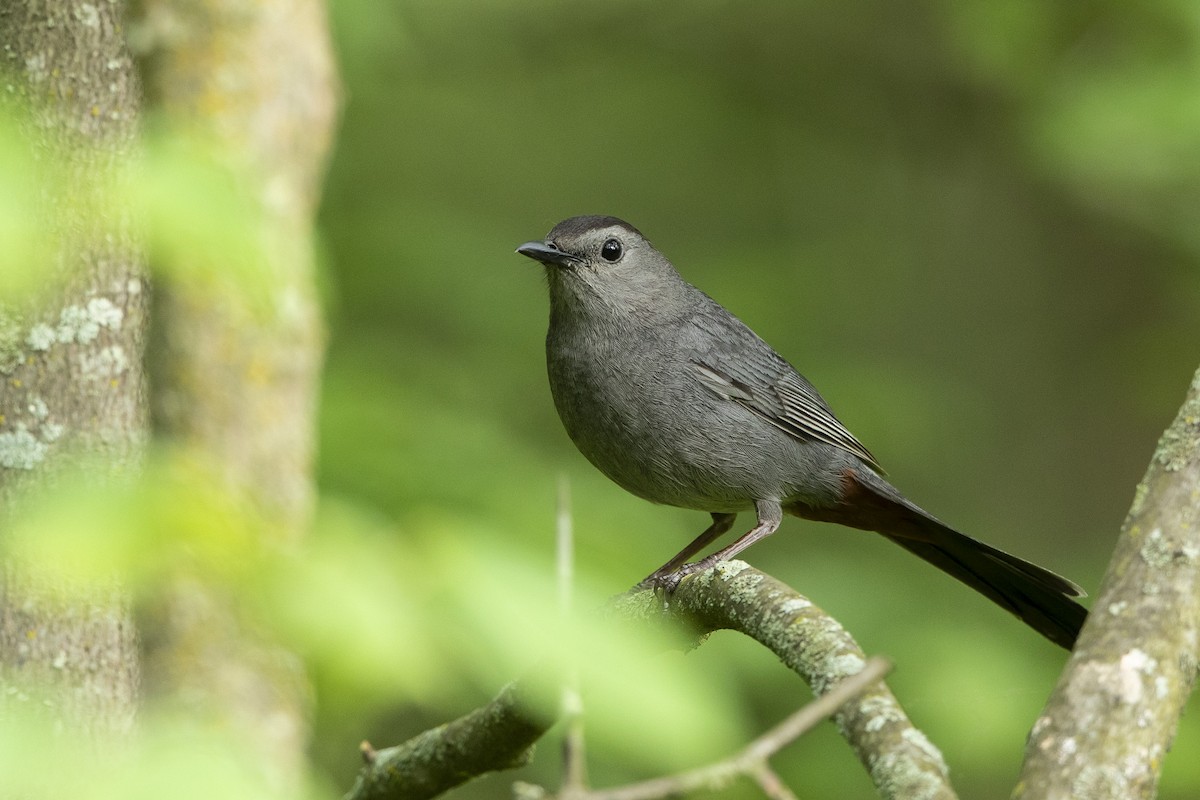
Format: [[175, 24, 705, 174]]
[[516, 215, 1087, 649]]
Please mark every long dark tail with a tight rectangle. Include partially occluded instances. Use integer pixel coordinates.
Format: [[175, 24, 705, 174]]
[[787, 468, 1088, 650], [883, 527, 1086, 649]]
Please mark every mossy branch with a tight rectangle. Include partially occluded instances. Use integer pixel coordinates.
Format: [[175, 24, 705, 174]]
[[345, 562, 956, 800]]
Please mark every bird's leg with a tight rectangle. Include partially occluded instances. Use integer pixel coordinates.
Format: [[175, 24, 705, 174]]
[[643, 500, 783, 592], [637, 512, 736, 588]]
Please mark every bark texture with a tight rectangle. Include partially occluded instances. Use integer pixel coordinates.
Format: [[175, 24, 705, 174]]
[[138, 0, 336, 532], [1015, 366, 1200, 799], [132, 0, 339, 790], [0, 0, 146, 740]]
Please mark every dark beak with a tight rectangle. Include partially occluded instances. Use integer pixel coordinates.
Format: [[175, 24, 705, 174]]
[[516, 240, 580, 268]]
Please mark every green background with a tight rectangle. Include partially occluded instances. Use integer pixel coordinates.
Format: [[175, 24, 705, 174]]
[[315, 2, 1200, 797]]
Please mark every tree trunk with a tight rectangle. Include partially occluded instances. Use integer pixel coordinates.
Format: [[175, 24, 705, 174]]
[[0, 0, 146, 740], [132, 0, 338, 789]]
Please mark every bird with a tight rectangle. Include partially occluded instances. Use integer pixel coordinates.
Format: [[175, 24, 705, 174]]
[[516, 215, 1087, 649]]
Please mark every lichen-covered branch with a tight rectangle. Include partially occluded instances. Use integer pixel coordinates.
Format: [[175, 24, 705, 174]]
[[517, 656, 893, 800], [347, 562, 956, 800], [636, 562, 957, 800], [345, 680, 551, 800], [1015, 366, 1200, 799]]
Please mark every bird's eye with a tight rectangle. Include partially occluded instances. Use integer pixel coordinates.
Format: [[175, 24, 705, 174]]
[[600, 238, 623, 262]]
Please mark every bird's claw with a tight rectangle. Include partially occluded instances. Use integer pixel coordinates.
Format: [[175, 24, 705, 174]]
[[635, 561, 707, 595], [636, 571, 681, 595]]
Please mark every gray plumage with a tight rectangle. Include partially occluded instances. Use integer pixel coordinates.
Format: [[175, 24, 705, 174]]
[[516, 215, 1087, 649]]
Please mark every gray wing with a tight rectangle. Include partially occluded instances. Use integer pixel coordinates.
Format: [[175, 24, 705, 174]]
[[685, 305, 883, 472]]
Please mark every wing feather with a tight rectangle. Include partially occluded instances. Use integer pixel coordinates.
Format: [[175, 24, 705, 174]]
[[690, 358, 882, 471], [683, 296, 884, 472]]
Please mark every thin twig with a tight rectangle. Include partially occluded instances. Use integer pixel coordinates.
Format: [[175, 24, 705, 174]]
[[556, 475, 574, 617], [346, 564, 951, 800], [659, 564, 955, 800], [537, 656, 892, 800], [737, 656, 891, 765], [558, 476, 588, 794], [749, 764, 798, 800]]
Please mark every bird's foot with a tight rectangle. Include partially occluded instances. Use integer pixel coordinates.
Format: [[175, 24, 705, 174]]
[[635, 568, 684, 595], [635, 555, 722, 594]]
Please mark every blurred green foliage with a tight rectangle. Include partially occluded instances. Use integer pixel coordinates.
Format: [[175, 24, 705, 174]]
[[2, 1, 1198, 798], [5, 452, 745, 793]]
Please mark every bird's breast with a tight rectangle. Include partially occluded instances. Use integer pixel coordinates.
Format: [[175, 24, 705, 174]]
[[544, 323, 792, 512]]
